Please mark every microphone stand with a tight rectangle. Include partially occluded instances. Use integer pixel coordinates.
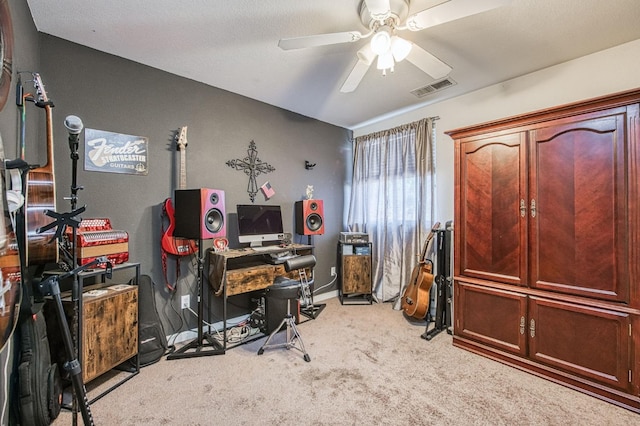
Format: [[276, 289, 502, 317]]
[[66, 115, 85, 425], [40, 115, 88, 425]]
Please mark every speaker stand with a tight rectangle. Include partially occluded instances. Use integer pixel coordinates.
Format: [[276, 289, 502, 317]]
[[167, 239, 225, 359], [301, 303, 325, 320]]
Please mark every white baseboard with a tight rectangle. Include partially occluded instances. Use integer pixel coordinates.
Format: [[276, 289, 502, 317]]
[[167, 291, 339, 345], [314, 290, 338, 302]]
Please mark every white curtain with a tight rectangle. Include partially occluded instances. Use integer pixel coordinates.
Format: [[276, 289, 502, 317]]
[[347, 118, 436, 303]]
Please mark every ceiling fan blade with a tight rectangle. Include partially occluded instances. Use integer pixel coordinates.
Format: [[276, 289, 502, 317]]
[[406, 0, 511, 31], [340, 45, 376, 93], [405, 44, 452, 80], [278, 31, 365, 50], [364, 0, 392, 21], [340, 60, 372, 93]]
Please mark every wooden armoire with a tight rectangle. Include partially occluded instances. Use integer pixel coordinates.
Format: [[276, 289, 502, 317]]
[[447, 89, 640, 412]]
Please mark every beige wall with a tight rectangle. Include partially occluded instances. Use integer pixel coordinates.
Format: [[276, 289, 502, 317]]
[[353, 38, 640, 223]]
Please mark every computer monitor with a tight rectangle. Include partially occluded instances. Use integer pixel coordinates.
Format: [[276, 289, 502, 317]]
[[236, 204, 284, 248]]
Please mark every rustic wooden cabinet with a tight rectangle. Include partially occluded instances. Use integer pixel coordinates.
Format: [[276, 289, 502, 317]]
[[73, 284, 138, 383], [448, 89, 640, 412], [338, 242, 372, 304], [45, 262, 140, 404]]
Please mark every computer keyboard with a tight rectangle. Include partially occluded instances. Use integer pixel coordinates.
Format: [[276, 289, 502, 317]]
[[268, 251, 299, 263], [251, 245, 277, 252]]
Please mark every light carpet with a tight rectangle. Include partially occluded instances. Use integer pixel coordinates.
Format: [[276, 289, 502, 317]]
[[53, 297, 637, 425]]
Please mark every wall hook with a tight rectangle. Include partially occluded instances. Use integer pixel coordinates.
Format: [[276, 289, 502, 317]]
[[305, 160, 316, 170]]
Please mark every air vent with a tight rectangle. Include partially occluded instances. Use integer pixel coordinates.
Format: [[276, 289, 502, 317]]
[[411, 77, 456, 98]]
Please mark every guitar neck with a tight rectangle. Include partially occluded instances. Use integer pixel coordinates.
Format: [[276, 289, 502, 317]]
[[419, 222, 441, 262], [32, 104, 55, 174], [179, 148, 187, 189]]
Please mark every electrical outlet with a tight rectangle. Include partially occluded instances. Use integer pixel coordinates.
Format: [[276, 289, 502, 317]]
[[331, 266, 336, 276], [181, 295, 190, 310]]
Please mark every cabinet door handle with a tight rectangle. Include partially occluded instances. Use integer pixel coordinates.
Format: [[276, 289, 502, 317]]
[[530, 199, 536, 218], [530, 318, 536, 338], [519, 316, 525, 335], [520, 199, 526, 217]]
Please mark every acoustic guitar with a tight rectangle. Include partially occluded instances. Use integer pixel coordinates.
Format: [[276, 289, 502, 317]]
[[25, 73, 58, 266], [161, 126, 197, 256], [0, 152, 21, 426], [0, 133, 23, 353], [401, 222, 440, 319]]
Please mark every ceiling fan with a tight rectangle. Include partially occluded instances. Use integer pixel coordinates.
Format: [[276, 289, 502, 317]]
[[278, 0, 511, 93]]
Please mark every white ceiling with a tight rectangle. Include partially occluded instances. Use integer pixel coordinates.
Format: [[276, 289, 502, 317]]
[[26, 0, 640, 130]]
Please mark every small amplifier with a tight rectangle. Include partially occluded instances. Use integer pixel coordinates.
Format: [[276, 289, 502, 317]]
[[340, 232, 369, 243]]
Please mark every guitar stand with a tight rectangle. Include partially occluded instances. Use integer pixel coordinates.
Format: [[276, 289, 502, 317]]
[[34, 258, 110, 426], [167, 239, 225, 359], [421, 281, 447, 341], [422, 226, 453, 341], [39, 206, 86, 244]]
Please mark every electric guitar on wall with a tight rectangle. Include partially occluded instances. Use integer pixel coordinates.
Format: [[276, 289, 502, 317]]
[[401, 222, 440, 319], [161, 126, 197, 257]]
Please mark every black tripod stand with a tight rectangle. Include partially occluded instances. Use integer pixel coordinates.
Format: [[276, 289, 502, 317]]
[[34, 259, 110, 426], [166, 239, 225, 359]]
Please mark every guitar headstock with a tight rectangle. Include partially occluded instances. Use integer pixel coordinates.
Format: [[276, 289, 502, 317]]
[[176, 126, 188, 151], [31, 72, 52, 108]]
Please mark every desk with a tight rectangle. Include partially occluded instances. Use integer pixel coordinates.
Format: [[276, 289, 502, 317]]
[[208, 244, 313, 349]]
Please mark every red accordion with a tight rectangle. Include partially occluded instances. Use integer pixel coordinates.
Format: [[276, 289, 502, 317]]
[[67, 218, 129, 266]]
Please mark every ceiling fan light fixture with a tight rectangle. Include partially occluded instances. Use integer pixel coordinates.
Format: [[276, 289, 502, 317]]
[[356, 43, 376, 65], [370, 27, 392, 55], [390, 36, 412, 62], [376, 51, 395, 73]]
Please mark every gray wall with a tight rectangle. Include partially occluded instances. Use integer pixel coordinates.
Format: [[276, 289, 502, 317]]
[[4, 0, 352, 335], [0, 0, 39, 152]]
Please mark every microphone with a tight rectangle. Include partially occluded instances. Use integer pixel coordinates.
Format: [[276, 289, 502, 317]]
[[64, 115, 84, 150], [64, 115, 83, 135]]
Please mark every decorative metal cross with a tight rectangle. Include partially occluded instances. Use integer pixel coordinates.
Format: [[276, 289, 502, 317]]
[[226, 140, 275, 202]]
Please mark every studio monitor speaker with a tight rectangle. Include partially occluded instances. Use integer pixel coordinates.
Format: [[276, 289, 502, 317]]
[[295, 199, 324, 236], [174, 188, 226, 240]]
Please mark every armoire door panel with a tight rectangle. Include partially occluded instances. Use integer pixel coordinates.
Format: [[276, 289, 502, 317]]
[[455, 281, 527, 356], [530, 111, 628, 302], [529, 297, 631, 391], [458, 133, 527, 286]]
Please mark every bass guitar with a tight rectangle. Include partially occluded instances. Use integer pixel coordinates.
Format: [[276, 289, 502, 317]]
[[401, 222, 440, 319], [25, 73, 58, 266], [161, 127, 197, 291], [161, 126, 197, 256]]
